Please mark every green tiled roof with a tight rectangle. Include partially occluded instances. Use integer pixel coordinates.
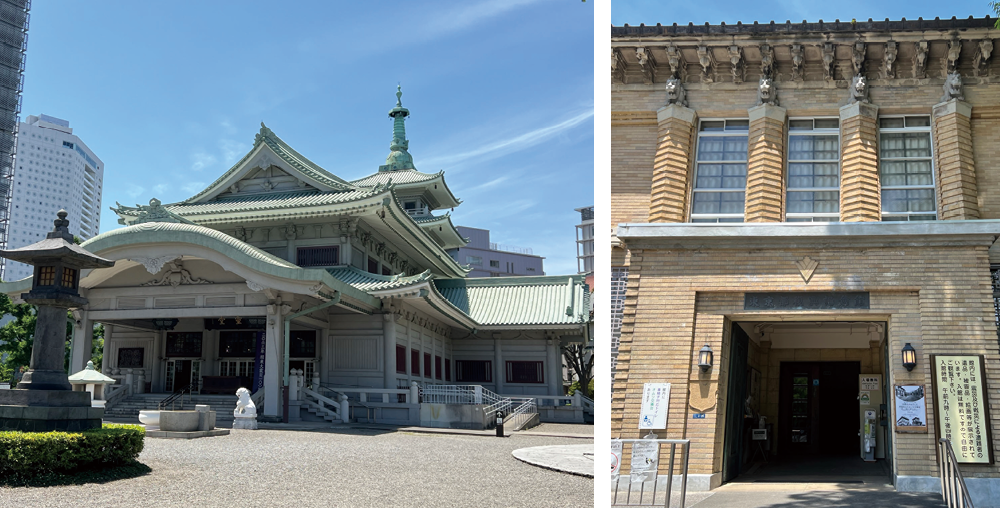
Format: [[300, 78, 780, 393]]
[[434, 276, 590, 326], [114, 189, 383, 218], [183, 124, 356, 204], [327, 266, 433, 291], [351, 169, 442, 187]]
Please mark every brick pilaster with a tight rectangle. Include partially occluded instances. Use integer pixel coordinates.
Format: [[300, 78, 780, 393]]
[[649, 104, 696, 223], [839, 102, 881, 222], [744, 104, 786, 222], [932, 99, 980, 220]]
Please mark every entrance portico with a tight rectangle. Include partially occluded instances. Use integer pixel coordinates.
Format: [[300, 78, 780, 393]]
[[613, 221, 1000, 495]]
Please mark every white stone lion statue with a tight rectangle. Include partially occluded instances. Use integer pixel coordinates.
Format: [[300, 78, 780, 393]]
[[235, 387, 257, 417], [665, 77, 687, 107], [755, 76, 777, 106], [940, 72, 964, 103], [848, 74, 869, 105]]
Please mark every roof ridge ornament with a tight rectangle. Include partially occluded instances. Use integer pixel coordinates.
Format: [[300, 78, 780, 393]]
[[380, 85, 416, 172], [131, 198, 196, 226], [254, 122, 273, 146]]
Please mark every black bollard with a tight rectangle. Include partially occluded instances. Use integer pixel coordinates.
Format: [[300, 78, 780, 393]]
[[496, 409, 505, 437]]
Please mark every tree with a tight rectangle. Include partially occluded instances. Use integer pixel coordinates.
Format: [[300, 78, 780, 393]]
[[91, 323, 105, 371], [994, 2, 1000, 28], [562, 343, 594, 399]]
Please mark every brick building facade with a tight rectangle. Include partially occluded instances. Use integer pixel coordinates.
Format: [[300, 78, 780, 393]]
[[611, 17, 1000, 504]]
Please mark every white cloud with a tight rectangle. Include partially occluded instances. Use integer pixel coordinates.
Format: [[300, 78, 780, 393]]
[[219, 139, 248, 166], [182, 182, 205, 194], [465, 175, 510, 193], [125, 184, 144, 199], [422, 109, 593, 170], [191, 152, 217, 171], [152, 184, 169, 195]]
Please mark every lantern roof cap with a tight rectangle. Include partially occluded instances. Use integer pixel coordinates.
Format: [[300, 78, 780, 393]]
[[0, 211, 114, 269]]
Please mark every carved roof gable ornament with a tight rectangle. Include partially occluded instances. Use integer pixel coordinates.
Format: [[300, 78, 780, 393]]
[[796, 256, 819, 283], [759, 43, 774, 78], [852, 40, 866, 76], [913, 40, 929, 79], [126, 198, 196, 226], [947, 37, 962, 72], [665, 77, 687, 107], [790, 44, 804, 81], [140, 259, 213, 287], [756, 76, 778, 106], [974, 39, 993, 77], [847, 74, 870, 105], [822, 42, 836, 81]]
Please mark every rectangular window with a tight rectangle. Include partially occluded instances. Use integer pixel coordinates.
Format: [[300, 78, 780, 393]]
[[166, 332, 203, 357], [411, 349, 420, 376], [489, 260, 499, 268], [435, 355, 442, 380], [691, 119, 749, 222], [289, 330, 316, 357], [351, 247, 364, 269], [218, 331, 256, 357], [424, 353, 432, 379], [396, 345, 406, 374], [466, 255, 482, 266], [879, 116, 936, 221], [445, 358, 451, 381], [60, 267, 77, 289], [36, 266, 55, 286], [368, 256, 379, 274], [297, 246, 339, 267], [456, 360, 492, 383], [506, 361, 544, 384], [786, 118, 840, 222], [117, 347, 144, 368], [611, 267, 628, 381]]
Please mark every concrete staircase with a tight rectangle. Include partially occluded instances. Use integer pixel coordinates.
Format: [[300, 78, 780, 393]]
[[104, 393, 239, 424]]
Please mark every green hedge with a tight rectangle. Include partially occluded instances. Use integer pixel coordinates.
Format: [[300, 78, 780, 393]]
[[0, 424, 145, 476]]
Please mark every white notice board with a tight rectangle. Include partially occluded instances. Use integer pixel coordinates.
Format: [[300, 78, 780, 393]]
[[639, 383, 670, 429]]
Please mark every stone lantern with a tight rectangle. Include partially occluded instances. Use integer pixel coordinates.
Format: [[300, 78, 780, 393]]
[[0, 210, 114, 431]]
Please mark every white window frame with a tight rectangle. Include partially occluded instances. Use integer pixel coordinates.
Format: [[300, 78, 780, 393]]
[[785, 117, 841, 222], [690, 119, 749, 223], [878, 115, 937, 221]]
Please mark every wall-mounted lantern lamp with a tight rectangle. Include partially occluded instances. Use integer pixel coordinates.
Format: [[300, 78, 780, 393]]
[[698, 344, 714, 372], [901, 343, 917, 372], [152, 318, 179, 331]]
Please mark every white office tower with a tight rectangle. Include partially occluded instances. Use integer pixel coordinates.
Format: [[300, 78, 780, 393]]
[[4, 114, 103, 281]]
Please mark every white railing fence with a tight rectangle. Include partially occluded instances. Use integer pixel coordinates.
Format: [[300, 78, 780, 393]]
[[300, 386, 348, 423], [420, 384, 502, 406], [102, 383, 128, 410], [612, 439, 691, 508], [939, 438, 976, 508], [505, 397, 537, 429]]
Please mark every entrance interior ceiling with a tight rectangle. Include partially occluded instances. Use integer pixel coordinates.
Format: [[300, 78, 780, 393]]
[[737, 321, 884, 349]]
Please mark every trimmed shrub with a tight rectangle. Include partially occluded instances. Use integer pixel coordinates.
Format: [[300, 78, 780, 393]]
[[0, 424, 145, 476]]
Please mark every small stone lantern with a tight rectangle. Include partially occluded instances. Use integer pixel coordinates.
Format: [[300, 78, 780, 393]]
[[0, 210, 114, 431]]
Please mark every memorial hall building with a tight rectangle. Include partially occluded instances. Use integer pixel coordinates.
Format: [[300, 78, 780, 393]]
[[0, 89, 592, 426], [611, 17, 1000, 503]]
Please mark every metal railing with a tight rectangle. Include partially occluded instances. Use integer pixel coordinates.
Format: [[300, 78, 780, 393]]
[[158, 384, 191, 410], [938, 438, 975, 508], [611, 439, 690, 508], [505, 397, 537, 429], [421, 384, 503, 406]]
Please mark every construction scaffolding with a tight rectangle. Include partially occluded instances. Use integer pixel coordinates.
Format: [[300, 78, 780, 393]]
[[0, 0, 28, 281]]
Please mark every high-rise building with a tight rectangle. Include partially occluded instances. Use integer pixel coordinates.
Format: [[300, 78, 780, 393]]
[[447, 226, 544, 277], [575, 205, 593, 274], [0, 0, 30, 281], [5, 114, 103, 281]]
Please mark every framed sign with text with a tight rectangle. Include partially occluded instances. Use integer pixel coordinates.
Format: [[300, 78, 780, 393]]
[[931, 355, 995, 464], [893, 384, 928, 433]]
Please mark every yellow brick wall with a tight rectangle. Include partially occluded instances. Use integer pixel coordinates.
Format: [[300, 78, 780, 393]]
[[611, 244, 1000, 479]]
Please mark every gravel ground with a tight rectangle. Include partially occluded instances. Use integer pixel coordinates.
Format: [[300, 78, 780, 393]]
[[0, 428, 594, 508]]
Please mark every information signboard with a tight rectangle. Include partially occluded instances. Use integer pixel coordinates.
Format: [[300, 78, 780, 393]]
[[630, 439, 658, 483], [638, 383, 670, 429], [893, 384, 928, 433], [611, 440, 622, 480], [931, 355, 995, 464]]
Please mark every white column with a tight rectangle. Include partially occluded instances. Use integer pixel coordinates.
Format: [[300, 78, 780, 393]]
[[547, 339, 561, 396], [69, 312, 92, 374], [494, 338, 504, 395], [383, 312, 396, 389], [264, 303, 286, 417]]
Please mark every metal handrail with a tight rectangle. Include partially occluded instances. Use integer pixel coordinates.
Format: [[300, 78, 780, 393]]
[[158, 384, 191, 410], [938, 438, 975, 508], [611, 438, 690, 508], [505, 397, 537, 429]]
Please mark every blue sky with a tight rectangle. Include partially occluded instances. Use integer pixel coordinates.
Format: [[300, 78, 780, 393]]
[[612, 0, 997, 25], [21, 1, 594, 275]]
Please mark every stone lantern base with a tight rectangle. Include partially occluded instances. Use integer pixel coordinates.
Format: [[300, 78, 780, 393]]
[[0, 390, 103, 432]]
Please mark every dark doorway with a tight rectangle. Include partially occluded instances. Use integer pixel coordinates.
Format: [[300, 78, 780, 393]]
[[779, 361, 861, 456], [723, 323, 750, 482], [174, 360, 192, 392]]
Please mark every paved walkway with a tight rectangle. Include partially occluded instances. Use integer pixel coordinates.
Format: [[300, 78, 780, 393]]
[[512, 444, 594, 477], [688, 482, 946, 508]]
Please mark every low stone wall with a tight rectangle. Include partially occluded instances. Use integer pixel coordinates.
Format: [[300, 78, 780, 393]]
[[419, 403, 490, 429]]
